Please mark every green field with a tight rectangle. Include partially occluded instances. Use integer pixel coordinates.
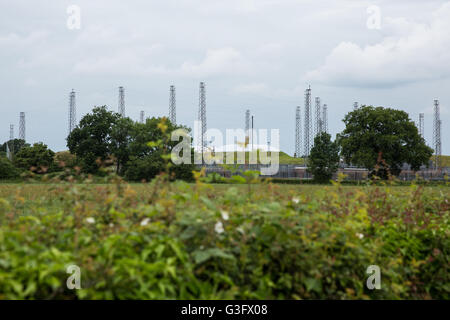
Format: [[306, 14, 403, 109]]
[[0, 179, 448, 299], [440, 155, 450, 167]]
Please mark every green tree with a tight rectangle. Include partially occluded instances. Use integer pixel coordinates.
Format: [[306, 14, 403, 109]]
[[0, 156, 20, 179], [307, 132, 340, 183], [54, 151, 79, 169], [337, 106, 433, 178], [67, 106, 121, 173], [14, 143, 55, 173], [110, 117, 134, 174], [124, 117, 195, 181], [0, 139, 30, 158], [67, 106, 194, 180]]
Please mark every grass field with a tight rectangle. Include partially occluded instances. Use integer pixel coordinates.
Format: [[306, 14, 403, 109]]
[[0, 181, 447, 200], [440, 155, 450, 167], [0, 179, 448, 299]]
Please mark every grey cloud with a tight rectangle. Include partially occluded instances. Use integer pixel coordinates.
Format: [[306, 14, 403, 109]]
[[0, 0, 448, 156]]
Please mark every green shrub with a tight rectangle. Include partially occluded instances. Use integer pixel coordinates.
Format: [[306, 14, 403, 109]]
[[54, 151, 79, 169], [14, 142, 56, 173], [0, 157, 20, 179], [0, 178, 448, 299]]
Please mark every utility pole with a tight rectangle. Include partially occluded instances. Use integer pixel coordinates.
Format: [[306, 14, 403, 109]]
[[19, 112, 25, 141], [118, 86, 125, 117], [169, 85, 176, 124], [304, 86, 312, 157], [419, 113, 424, 138], [245, 109, 250, 146], [9, 124, 14, 141], [198, 82, 207, 160], [433, 100, 442, 170], [68, 89, 76, 134], [322, 104, 328, 134], [295, 106, 301, 158], [9, 124, 14, 155], [315, 97, 322, 137], [251, 115, 254, 151]]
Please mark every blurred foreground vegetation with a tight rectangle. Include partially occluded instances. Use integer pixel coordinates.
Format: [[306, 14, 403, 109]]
[[0, 173, 448, 299]]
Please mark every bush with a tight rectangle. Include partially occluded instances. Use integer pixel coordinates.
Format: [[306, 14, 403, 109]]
[[0, 157, 20, 179], [0, 177, 448, 299], [125, 154, 194, 182], [54, 151, 79, 169], [14, 142, 55, 173], [308, 132, 339, 183], [124, 156, 165, 181]]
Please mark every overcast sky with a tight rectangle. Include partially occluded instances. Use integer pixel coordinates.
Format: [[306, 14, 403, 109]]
[[1, 0, 448, 155]]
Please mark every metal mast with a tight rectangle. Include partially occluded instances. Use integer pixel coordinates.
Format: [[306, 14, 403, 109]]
[[7, 124, 14, 159], [118, 86, 125, 117], [433, 100, 442, 169], [419, 113, 424, 138], [322, 104, 328, 134], [140, 110, 145, 124], [19, 112, 25, 141], [9, 124, 14, 140], [304, 86, 312, 157], [245, 109, 250, 145], [68, 89, 76, 134], [198, 82, 207, 155], [251, 116, 254, 151], [315, 97, 322, 137], [353, 102, 359, 110], [295, 106, 301, 158], [169, 85, 176, 124]]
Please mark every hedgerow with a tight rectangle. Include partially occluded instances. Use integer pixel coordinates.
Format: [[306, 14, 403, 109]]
[[0, 173, 448, 299]]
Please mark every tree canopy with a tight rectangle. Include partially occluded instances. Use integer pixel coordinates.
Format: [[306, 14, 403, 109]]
[[14, 142, 55, 173], [308, 132, 340, 183], [337, 106, 433, 177], [67, 106, 122, 173], [0, 139, 30, 158], [0, 156, 20, 179], [67, 107, 194, 180]]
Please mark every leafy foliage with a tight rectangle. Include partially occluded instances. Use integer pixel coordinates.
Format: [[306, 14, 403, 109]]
[[0, 176, 447, 299], [110, 117, 135, 174], [13, 142, 55, 173], [67, 106, 121, 173], [308, 132, 340, 183], [0, 156, 20, 179], [0, 139, 30, 155], [67, 108, 194, 180], [124, 117, 195, 181], [0, 139, 30, 160], [54, 151, 79, 169], [338, 106, 433, 178]]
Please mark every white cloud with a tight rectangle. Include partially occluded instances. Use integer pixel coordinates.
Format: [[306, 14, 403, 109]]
[[304, 2, 450, 88], [72, 46, 251, 77], [0, 30, 48, 47], [24, 77, 37, 87], [423, 102, 449, 116], [256, 43, 284, 57], [180, 47, 249, 77], [232, 83, 269, 94], [1, 0, 449, 155], [72, 45, 166, 76]]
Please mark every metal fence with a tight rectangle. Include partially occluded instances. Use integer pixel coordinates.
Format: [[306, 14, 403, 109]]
[[199, 164, 449, 181]]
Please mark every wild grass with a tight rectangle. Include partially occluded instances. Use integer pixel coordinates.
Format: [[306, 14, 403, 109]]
[[0, 176, 448, 299]]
